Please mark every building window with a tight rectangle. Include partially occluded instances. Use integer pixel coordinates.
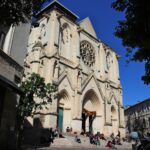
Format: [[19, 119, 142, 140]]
[[14, 75, 21, 84], [0, 32, 6, 50]]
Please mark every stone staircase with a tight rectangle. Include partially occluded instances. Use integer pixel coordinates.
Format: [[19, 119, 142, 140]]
[[51, 134, 107, 148], [51, 133, 132, 149], [51, 137, 72, 147]]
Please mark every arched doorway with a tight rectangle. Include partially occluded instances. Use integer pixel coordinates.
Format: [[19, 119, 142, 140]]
[[82, 90, 101, 133], [58, 90, 71, 132], [111, 105, 118, 134]]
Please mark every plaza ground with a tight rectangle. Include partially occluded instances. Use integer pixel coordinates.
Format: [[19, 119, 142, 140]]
[[22, 134, 132, 150]]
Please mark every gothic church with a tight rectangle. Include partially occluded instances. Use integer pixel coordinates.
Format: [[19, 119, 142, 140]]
[[25, 0, 125, 137]]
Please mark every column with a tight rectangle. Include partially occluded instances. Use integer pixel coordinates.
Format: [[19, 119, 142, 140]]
[[77, 71, 82, 91], [54, 60, 59, 79], [104, 101, 111, 125], [92, 116, 103, 134], [44, 96, 58, 128], [119, 106, 125, 127], [77, 94, 82, 119], [30, 45, 41, 74], [86, 116, 89, 132], [47, 11, 57, 56], [118, 106, 125, 137], [71, 91, 82, 133], [73, 89, 79, 119], [44, 59, 55, 83]]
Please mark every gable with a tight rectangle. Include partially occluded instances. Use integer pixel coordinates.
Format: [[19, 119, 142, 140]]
[[108, 91, 118, 106], [79, 17, 97, 38], [81, 74, 104, 101], [37, 0, 78, 22], [58, 71, 75, 91]]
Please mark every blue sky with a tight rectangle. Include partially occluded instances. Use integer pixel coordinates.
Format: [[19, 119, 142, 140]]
[[46, 0, 150, 106]]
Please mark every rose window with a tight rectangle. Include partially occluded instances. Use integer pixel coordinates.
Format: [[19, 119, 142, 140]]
[[80, 41, 95, 67]]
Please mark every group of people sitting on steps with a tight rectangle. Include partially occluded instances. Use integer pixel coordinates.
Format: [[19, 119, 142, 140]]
[[75, 130, 107, 146], [106, 131, 122, 149], [74, 130, 122, 149]]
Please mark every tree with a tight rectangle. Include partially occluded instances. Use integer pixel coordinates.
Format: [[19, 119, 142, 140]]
[[112, 0, 150, 84], [18, 73, 57, 121], [16, 73, 57, 147], [0, 0, 47, 26]]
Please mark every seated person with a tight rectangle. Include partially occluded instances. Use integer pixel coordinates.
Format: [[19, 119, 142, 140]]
[[122, 137, 127, 142], [66, 127, 70, 132], [100, 133, 106, 140], [89, 134, 94, 144], [116, 138, 122, 145], [94, 134, 100, 146], [75, 135, 81, 143], [97, 131, 101, 137], [80, 129, 85, 135], [106, 141, 117, 149], [110, 133, 115, 140], [115, 135, 122, 145], [117, 131, 121, 138], [54, 128, 59, 137], [70, 127, 72, 132], [112, 138, 116, 145]]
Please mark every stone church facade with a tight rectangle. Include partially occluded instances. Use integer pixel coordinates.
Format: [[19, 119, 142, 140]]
[[24, 1, 125, 137]]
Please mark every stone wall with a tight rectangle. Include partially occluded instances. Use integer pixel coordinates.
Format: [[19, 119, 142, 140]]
[[0, 90, 20, 149], [0, 50, 22, 82], [0, 45, 23, 149]]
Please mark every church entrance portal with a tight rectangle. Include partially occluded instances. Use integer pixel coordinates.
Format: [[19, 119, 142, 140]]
[[58, 107, 63, 130], [82, 90, 101, 133], [82, 108, 96, 133], [57, 90, 71, 132]]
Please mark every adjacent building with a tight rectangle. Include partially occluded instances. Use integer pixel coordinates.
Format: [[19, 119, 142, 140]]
[[25, 1, 125, 137], [125, 98, 150, 136], [0, 24, 30, 149]]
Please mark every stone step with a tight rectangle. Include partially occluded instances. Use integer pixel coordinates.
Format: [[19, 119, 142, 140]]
[[51, 138, 72, 147], [51, 135, 108, 148], [51, 135, 132, 149]]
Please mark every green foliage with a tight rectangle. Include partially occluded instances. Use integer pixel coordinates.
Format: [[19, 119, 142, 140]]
[[112, 0, 150, 84], [18, 73, 57, 118], [0, 0, 47, 26]]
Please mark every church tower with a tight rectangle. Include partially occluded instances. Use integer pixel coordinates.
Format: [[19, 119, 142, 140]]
[[25, 0, 125, 137]]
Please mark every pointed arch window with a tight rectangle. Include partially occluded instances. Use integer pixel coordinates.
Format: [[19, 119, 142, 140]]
[[60, 23, 72, 59], [106, 52, 112, 70]]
